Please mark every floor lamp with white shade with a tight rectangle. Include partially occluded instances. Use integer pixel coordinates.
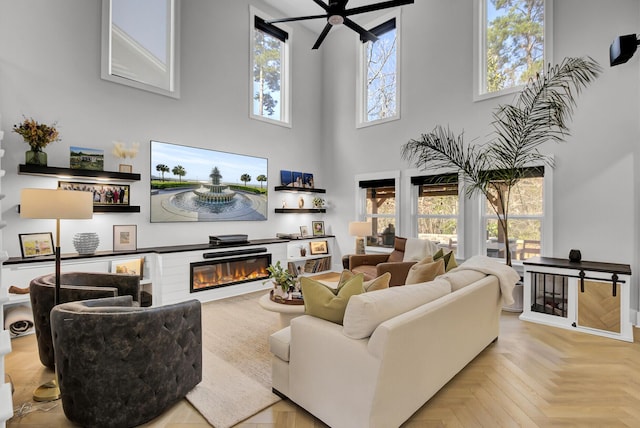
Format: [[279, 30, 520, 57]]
[[20, 188, 93, 401]]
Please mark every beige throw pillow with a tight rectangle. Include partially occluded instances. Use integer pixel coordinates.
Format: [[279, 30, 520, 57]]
[[405, 258, 445, 285]]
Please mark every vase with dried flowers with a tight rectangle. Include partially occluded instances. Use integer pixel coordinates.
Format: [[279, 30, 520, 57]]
[[112, 141, 139, 173], [13, 117, 60, 166]]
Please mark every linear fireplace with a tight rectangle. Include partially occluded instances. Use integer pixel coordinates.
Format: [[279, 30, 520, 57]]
[[190, 252, 271, 292]]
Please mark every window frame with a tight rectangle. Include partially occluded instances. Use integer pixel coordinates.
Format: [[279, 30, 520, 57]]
[[354, 170, 401, 252], [249, 6, 292, 128], [476, 164, 553, 265], [356, 10, 402, 128], [405, 168, 465, 258], [473, 0, 554, 101]]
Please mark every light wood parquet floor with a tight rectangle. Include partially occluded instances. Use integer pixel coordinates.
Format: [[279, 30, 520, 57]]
[[5, 312, 640, 427]]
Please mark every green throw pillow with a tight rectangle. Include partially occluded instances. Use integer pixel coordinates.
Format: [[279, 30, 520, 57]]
[[300, 274, 365, 324], [337, 269, 390, 292], [433, 249, 457, 272]]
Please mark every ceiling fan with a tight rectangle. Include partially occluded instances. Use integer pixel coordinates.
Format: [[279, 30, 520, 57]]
[[266, 0, 415, 49]]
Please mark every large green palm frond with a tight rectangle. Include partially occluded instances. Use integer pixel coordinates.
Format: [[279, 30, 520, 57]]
[[490, 56, 602, 175], [402, 56, 601, 265]]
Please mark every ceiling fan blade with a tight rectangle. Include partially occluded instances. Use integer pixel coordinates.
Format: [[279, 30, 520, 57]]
[[343, 17, 378, 43], [345, 0, 414, 16], [312, 22, 333, 49], [266, 14, 328, 24], [311, 0, 329, 11]]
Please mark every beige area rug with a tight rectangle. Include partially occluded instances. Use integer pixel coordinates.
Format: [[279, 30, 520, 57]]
[[186, 290, 282, 428]]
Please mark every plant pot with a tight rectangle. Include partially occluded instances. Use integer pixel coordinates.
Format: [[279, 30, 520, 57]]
[[25, 149, 47, 166]]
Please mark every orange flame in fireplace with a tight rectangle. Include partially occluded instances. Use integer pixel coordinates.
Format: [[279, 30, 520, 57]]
[[192, 259, 269, 290]]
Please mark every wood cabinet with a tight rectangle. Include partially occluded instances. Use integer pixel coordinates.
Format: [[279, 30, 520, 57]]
[[521, 257, 633, 342]]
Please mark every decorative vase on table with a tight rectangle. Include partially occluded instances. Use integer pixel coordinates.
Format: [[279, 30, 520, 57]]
[[25, 149, 47, 166], [73, 232, 100, 255]]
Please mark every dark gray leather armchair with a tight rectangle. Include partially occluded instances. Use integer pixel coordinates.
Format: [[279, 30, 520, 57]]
[[51, 296, 202, 428], [30, 272, 141, 369]]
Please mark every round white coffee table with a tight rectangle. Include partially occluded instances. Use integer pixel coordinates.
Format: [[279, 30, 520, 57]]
[[258, 292, 305, 328]]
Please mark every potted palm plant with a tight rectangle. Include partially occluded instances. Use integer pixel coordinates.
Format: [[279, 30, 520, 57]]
[[402, 57, 601, 266]]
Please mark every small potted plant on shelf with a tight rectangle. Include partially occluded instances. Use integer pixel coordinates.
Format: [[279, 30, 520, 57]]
[[112, 140, 140, 173], [13, 117, 60, 166], [312, 197, 325, 208], [265, 261, 296, 299]]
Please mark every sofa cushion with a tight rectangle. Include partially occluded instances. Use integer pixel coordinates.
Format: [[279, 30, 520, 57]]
[[387, 237, 407, 262], [405, 258, 445, 285], [439, 269, 487, 291], [343, 278, 452, 339], [351, 265, 377, 281], [269, 326, 291, 362], [300, 274, 365, 324], [338, 270, 390, 292]]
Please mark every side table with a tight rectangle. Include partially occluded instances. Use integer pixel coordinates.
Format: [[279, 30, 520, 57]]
[[258, 292, 305, 328]]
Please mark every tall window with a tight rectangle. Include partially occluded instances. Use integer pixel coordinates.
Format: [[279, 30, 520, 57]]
[[358, 13, 400, 127], [483, 166, 545, 261], [412, 173, 460, 256], [251, 10, 290, 126], [358, 177, 398, 248], [475, 0, 552, 99]]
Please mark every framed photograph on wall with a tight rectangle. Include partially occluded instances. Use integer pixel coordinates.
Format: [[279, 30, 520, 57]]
[[312, 221, 325, 236], [110, 257, 144, 278], [19, 232, 55, 258], [309, 240, 328, 255], [113, 225, 137, 251], [59, 181, 130, 207]]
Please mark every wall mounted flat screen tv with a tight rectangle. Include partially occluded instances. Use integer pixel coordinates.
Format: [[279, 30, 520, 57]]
[[150, 140, 268, 222]]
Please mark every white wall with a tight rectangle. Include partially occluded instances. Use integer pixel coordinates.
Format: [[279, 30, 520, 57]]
[[320, 0, 640, 313], [0, 0, 325, 255]]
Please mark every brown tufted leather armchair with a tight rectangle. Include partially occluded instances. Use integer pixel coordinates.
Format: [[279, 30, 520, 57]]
[[30, 272, 141, 369], [347, 237, 418, 286], [51, 296, 202, 428]]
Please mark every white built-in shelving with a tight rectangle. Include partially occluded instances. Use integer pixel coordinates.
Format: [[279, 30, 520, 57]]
[[0, 119, 13, 426]]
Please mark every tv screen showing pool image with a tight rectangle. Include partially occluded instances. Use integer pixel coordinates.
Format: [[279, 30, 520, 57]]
[[150, 140, 268, 222]]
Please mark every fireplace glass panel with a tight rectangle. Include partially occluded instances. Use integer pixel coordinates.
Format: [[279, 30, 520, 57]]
[[191, 254, 271, 292]]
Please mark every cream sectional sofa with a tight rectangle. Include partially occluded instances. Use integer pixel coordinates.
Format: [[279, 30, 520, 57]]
[[269, 256, 518, 428]]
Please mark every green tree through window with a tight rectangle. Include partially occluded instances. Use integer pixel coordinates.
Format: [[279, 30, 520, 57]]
[[485, 0, 545, 93]]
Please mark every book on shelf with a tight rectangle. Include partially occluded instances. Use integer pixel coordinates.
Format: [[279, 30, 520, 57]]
[[302, 256, 331, 273]]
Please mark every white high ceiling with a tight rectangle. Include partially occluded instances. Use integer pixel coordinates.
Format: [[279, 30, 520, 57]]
[[261, 0, 390, 33]]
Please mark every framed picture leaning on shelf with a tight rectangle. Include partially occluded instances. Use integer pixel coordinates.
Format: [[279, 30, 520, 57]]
[[19, 232, 55, 258], [110, 257, 144, 279], [113, 225, 137, 251], [309, 240, 328, 255], [312, 221, 325, 236], [300, 225, 309, 237], [59, 181, 130, 206]]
